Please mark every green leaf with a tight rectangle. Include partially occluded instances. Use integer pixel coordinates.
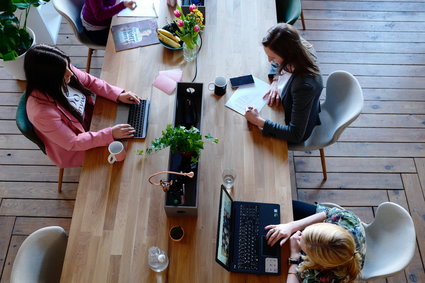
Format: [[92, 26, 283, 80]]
[[137, 124, 218, 164]]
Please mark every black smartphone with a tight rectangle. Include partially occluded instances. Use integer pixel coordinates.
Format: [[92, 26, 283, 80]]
[[229, 75, 255, 88]]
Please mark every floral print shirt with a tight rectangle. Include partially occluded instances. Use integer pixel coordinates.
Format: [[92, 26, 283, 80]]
[[297, 204, 366, 283]]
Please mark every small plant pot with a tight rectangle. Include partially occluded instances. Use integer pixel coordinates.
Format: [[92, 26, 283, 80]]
[[169, 225, 184, 241]]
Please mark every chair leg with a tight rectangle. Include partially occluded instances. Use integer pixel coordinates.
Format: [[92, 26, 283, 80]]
[[301, 10, 306, 30], [86, 48, 94, 73], [58, 168, 64, 193], [319, 148, 327, 180]]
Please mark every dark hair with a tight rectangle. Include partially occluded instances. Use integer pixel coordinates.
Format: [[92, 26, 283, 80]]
[[262, 23, 320, 76], [24, 44, 94, 124]]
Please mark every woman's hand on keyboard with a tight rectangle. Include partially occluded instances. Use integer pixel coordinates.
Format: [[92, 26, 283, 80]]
[[265, 223, 295, 247], [118, 91, 140, 104], [112, 124, 135, 139]]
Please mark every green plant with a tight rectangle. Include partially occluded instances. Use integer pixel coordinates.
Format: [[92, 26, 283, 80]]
[[0, 0, 50, 61], [138, 124, 218, 164]]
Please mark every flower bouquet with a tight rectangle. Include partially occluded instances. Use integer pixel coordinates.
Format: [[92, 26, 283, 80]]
[[173, 4, 204, 61]]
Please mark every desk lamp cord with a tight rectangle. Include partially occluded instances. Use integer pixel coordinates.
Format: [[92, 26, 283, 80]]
[[191, 34, 203, 82], [148, 171, 195, 192]]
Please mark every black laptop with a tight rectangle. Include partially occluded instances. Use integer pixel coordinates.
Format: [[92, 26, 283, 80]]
[[215, 185, 281, 275]]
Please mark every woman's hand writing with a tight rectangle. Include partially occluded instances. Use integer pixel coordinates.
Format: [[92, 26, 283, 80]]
[[124, 0, 137, 10], [265, 222, 296, 247], [118, 91, 140, 104], [112, 124, 135, 139], [244, 107, 265, 128], [263, 81, 280, 107]]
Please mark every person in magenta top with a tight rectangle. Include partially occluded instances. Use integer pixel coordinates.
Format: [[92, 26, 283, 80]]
[[81, 0, 137, 45], [24, 44, 140, 168]]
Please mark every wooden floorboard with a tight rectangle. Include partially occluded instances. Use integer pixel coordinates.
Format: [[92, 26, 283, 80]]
[[1, 0, 424, 282]]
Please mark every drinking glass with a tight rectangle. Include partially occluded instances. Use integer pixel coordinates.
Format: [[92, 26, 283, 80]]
[[222, 169, 236, 190]]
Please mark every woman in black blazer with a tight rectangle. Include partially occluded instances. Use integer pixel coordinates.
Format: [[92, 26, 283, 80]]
[[244, 23, 323, 144]]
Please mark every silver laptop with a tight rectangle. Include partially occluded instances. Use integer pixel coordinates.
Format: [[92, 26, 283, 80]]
[[115, 99, 150, 138]]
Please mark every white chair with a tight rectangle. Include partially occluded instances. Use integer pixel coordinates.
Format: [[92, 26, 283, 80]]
[[289, 70, 364, 180], [360, 202, 416, 281], [53, 0, 105, 73], [10, 226, 68, 283]]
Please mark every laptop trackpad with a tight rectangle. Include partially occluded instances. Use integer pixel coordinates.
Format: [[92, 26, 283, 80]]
[[116, 103, 130, 124], [262, 236, 279, 257]]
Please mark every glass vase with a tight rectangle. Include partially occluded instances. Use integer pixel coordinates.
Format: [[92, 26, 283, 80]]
[[183, 37, 200, 62]]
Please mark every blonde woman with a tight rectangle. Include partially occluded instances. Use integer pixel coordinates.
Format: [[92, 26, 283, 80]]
[[266, 203, 366, 282]]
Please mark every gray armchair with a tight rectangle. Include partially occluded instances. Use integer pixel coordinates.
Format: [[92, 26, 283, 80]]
[[10, 226, 68, 283], [289, 71, 364, 180], [53, 0, 105, 73]]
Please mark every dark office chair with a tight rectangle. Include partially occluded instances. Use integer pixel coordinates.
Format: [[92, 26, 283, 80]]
[[53, 0, 105, 73], [275, 0, 306, 30], [16, 92, 64, 192]]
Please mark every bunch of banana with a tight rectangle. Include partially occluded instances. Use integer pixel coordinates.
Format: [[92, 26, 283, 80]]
[[157, 29, 181, 49]]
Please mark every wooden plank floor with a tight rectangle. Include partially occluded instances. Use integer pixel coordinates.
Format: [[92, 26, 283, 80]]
[[1, 0, 424, 282]]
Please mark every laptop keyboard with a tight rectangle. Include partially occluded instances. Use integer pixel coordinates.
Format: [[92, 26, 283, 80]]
[[237, 203, 260, 271], [127, 99, 150, 138]]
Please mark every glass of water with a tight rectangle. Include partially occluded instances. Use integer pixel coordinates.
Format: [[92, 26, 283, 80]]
[[222, 168, 236, 190]]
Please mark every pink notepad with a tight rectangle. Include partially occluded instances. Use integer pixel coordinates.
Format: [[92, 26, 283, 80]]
[[152, 69, 183, 95]]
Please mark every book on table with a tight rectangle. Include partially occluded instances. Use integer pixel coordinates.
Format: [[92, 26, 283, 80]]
[[111, 19, 160, 52]]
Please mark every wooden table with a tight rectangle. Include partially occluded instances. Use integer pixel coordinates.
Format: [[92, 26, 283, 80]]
[[60, 0, 292, 282]]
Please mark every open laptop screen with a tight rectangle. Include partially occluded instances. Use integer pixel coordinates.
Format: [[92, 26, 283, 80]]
[[216, 186, 233, 269]]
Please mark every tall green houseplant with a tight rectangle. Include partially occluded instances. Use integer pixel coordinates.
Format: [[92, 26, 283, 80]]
[[0, 0, 50, 61]]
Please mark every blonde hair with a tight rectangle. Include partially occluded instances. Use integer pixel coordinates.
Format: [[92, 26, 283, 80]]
[[299, 223, 362, 283]]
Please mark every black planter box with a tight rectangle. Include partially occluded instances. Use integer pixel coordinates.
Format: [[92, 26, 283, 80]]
[[164, 82, 203, 217]]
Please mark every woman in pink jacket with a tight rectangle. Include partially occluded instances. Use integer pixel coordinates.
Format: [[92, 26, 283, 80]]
[[25, 44, 139, 168]]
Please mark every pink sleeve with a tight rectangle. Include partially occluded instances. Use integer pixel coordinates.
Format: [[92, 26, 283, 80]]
[[71, 65, 123, 102], [28, 98, 114, 151]]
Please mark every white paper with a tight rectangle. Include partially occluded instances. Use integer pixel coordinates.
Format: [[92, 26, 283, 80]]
[[117, 0, 159, 18], [225, 76, 270, 115]]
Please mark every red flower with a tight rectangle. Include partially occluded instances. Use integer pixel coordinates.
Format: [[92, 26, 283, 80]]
[[173, 9, 181, 17], [177, 19, 184, 27]]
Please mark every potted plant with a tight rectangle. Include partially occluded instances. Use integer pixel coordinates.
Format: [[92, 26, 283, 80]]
[[138, 124, 218, 164], [0, 0, 49, 79]]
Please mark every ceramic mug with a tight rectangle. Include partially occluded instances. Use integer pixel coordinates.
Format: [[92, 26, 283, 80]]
[[208, 76, 227, 96], [108, 141, 126, 164]]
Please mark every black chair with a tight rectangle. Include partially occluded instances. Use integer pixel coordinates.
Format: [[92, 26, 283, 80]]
[[16, 92, 64, 192]]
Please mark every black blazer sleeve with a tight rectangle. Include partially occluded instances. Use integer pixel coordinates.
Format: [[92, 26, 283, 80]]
[[262, 74, 323, 144]]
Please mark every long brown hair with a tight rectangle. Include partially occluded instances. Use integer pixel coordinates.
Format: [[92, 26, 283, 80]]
[[262, 23, 320, 76], [299, 223, 362, 283], [24, 44, 94, 124]]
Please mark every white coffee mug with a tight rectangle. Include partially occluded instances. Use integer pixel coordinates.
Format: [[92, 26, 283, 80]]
[[108, 141, 126, 164]]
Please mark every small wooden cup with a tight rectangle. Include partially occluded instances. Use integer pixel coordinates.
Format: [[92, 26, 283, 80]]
[[169, 226, 184, 242]]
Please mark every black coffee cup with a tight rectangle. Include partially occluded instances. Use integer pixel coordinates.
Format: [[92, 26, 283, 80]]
[[169, 225, 184, 241], [208, 76, 227, 96]]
